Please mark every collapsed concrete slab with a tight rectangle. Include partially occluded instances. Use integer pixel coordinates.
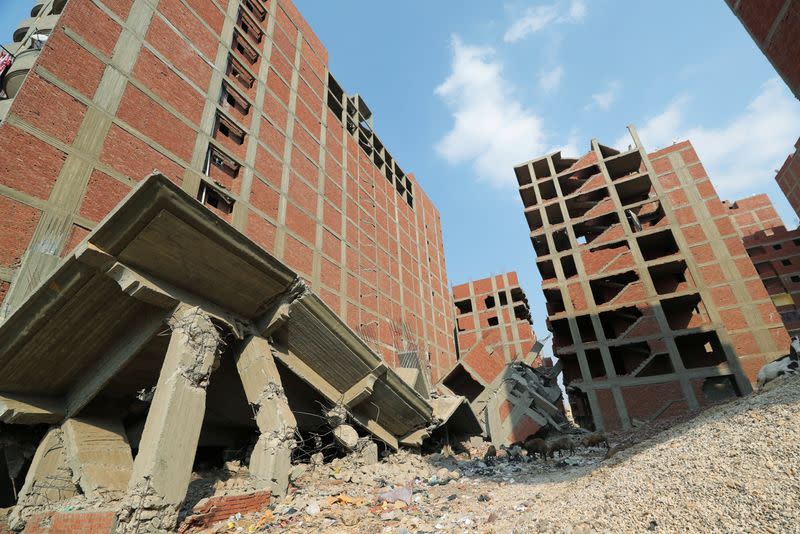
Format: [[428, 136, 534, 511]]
[[441, 338, 565, 446], [0, 174, 437, 532]]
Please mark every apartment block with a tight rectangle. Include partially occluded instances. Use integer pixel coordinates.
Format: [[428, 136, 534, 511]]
[[775, 138, 800, 220], [515, 126, 789, 431], [726, 0, 800, 100], [0, 0, 455, 382], [452, 272, 538, 370], [727, 194, 800, 336]]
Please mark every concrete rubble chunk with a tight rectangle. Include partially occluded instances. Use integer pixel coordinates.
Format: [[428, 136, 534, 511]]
[[333, 424, 360, 451]]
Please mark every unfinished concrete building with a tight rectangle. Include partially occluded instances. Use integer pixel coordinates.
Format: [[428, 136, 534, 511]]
[[515, 126, 790, 431], [0, 0, 455, 384], [0, 175, 473, 532], [725, 0, 800, 101], [727, 194, 800, 336]]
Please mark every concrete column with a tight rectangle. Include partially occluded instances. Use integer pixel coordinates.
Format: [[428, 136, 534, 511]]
[[116, 305, 220, 533], [62, 417, 133, 503], [234, 335, 297, 497], [9, 427, 79, 530]]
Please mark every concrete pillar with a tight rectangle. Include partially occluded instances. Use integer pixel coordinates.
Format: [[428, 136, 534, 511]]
[[116, 305, 220, 533], [62, 417, 133, 502], [9, 427, 79, 530], [234, 335, 297, 497]]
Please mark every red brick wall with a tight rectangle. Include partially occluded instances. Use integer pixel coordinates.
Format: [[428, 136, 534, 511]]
[[178, 491, 270, 533], [23, 511, 115, 534]]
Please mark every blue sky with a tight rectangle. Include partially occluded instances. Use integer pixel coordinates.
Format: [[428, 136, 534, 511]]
[[3, 1, 799, 357]]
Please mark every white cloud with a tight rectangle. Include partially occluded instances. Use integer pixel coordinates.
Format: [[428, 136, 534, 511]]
[[568, 0, 587, 20], [620, 78, 800, 198], [435, 36, 549, 187], [588, 81, 621, 111], [539, 65, 564, 92], [504, 0, 587, 43]]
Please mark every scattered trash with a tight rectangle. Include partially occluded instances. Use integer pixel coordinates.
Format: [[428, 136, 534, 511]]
[[478, 494, 490, 502], [378, 485, 413, 505]]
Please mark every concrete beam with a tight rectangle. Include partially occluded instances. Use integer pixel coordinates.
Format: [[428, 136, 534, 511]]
[[255, 278, 307, 337], [64, 310, 167, 418], [234, 335, 296, 497], [116, 305, 221, 533], [62, 417, 133, 502], [341, 365, 387, 408], [273, 348, 399, 450], [0, 394, 64, 424]]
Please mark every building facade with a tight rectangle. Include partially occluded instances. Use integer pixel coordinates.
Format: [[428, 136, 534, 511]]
[[515, 126, 789, 431], [727, 194, 800, 336], [0, 0, 456, 382], [725, 0, 800, 100]]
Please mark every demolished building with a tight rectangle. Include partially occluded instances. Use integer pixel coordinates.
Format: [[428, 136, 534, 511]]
[[442, 273, 564, 445], [515, 126, 790, 431], [0, 175, 476, 532], [0, 0, 455, 385]]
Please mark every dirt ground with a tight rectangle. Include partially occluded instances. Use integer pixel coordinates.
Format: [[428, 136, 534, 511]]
[[187, 375, 800, 533]]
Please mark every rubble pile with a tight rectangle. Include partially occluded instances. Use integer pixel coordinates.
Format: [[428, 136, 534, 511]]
[[185, 375, 800, 533]]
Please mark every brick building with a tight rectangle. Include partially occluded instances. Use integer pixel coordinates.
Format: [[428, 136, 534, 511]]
[[451, 272, 538, 369], [515, 126, 789, 431], [0, 0, 455, 381], [775, 138, 800, 220], [725, 0, 800, 100], [727, 194, 800, 336]]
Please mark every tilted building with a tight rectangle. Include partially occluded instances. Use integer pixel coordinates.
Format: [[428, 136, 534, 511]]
[[515, 126, 789, 431], [0, 0, 455, 383], [727, 194, 800, 336]]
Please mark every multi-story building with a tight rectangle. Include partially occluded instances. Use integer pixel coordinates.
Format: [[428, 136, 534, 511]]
[[727, 194, 800, 336], [725, 0, 800, 101], [515, 126, 789, 431], [0, 0, 455, 382], [451, 272, 538, 370], [775, 138, 800, 220]]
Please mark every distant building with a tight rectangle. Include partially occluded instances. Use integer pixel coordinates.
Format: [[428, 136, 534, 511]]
[[727, 194, 800, 336], [451, 272, 539, 371], [775, 138, 800, 221]]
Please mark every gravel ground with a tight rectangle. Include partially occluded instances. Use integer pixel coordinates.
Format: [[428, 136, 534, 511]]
[[193, 375, 800, 533]]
